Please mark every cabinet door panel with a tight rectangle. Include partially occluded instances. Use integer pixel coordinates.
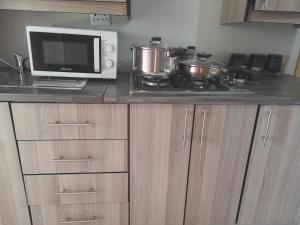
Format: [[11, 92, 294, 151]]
[[185, 105, 257, 225], [255, 0, 300, 12], [0, 103, 31, 225], [0, 0, 128, 15], [239, 105, 300, 225], [130, 104, 194, 225]]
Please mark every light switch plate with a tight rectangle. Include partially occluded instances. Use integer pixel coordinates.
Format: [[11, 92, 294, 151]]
[[90, 14, 112, 26]]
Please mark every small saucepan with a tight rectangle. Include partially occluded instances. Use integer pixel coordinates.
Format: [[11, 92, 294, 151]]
[[178, 53, 225, 79]]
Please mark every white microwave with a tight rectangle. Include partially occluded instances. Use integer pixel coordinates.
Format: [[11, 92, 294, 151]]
[[26, 26, 118, 79]]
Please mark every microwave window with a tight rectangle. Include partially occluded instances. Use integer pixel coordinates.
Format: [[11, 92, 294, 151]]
[[29, 32, 98, 73], [42, 41, 89, 66]]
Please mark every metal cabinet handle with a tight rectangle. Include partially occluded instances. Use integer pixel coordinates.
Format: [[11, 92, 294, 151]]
[[264, 0, 269, 8], [48, 122, 93, 127], [59, 217, 102, 224], [263, 108, 273, 146], [52, 156, 94, 162], [56, 188, 97, 196], [183, 107, 190, 146], [200, 110, 207, 146]]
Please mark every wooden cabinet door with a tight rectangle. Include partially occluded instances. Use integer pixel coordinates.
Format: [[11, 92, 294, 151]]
[[0, 103, 31, 225], [185, 105, 257, 225], [239, 105, 300, 225], [130, 104, 194, 225], [255, 0, 300, 12], [0, 0, 128, 15]]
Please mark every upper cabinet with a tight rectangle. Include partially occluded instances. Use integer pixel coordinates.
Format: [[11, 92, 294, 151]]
[[239, 105, 300, 225], [221, 0, 300, 25], [0, 0, 129, 15], [255, 0, 300, 12]]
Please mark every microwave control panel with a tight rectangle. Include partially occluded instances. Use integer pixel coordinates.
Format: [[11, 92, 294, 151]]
[[101, 31, 118, 79]]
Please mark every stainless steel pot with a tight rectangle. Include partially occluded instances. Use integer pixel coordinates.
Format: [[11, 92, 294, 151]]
[[179, 53, 224, 79], [131, 37, 169, 77], [164, 48, 186, 74]]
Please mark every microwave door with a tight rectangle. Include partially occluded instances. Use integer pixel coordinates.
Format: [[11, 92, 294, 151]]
[[29, 32, 95, 74]]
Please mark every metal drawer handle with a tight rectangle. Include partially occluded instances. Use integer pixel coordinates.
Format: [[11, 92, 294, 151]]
[[48, 122, 93, 127], [183, 107, 190, 146], [59, 217, 103, 224], [264, 0, 269, 8], [52, 156, 94, 162], [263, 108, 273, 146], [56, 188, 97, 196], [200, 110, 207, 146]]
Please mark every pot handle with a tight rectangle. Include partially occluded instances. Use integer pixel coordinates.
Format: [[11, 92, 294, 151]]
[[131, 46, 137, 70]]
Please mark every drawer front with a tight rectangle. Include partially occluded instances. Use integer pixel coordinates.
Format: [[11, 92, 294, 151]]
[[25, 173, 128, 206], [19, 140, 128, 174], [31, 203, 128, 225], [12, 104, 128, 140]]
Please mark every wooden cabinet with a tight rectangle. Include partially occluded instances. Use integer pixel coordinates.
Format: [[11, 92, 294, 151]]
[[0, 103, 31, 225], [185, 105, 258, 225], [31, 203, 128, 225], [130, 104, 194, 225], [221, 0, 300, 24], [255, 0, 300, 12], [19, 140, 128, 174], [25, 173, 128, 205], [12, 103, 128, 140], [0, 0, 129, 15], [238, 105, 300, 225]]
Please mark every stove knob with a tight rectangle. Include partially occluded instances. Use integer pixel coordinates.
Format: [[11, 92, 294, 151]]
[[104, 59, 114, 68], [104, 44, 114, 53]]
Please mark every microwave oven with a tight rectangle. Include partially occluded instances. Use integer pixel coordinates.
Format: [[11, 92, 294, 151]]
[[26, 26, 118, 79]]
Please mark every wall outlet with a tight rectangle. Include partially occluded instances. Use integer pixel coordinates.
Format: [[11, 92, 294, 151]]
[[90, 14, 112, 26]]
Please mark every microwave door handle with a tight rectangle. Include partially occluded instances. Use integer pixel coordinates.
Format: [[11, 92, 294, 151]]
[[94, 38, 100, 73]]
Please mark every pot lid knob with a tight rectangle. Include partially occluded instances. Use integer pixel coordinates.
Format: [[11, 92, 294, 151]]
[[151, 37, 162, 42], [187, 46, 196, 50]]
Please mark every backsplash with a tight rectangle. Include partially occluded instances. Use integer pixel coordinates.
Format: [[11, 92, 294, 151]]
[[0, 0, 297, 66]]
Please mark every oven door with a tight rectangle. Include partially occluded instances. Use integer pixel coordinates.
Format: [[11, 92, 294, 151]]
[[28, 32, 101, 75]]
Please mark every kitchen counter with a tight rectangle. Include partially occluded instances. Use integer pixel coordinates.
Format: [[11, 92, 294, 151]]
[[0, 68, 107, 103], [104, 72, 300, 104], [1, 68, 300, 104]]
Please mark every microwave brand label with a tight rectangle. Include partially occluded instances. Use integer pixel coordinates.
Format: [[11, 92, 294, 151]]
[[61, 67, 72, 71]]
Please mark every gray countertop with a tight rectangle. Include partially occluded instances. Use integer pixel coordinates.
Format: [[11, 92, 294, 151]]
[[1, 68, 300, 105], [104, 73, 300, 105], [0, 68, 107, 103]]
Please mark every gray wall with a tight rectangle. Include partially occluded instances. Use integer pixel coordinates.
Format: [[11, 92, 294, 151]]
[[0, 0, 297, 66]]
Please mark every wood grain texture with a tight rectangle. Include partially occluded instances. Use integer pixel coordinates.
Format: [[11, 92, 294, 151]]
[[31, 203, 128, 225], [12, 104, 128, 140], [220, 0, 248, 24], [0, 0, 127, 15], [130, 104, 194, 225], [239, 105, 300, 225], [248, 8, 300, 24], [255, 0, 300, 12], [0, 103, 31, 225], [25, 173, 128, 205], [185, 105, 257, 225], [18, 140, 128, 174]]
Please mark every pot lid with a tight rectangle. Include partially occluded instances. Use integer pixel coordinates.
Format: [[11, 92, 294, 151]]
[[133, 37, 168, 50], [181, 53, 222, 68]]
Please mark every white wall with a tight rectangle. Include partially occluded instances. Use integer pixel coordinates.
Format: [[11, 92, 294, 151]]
[[0, 0, 297, 69], [286, 29, 300, 74]]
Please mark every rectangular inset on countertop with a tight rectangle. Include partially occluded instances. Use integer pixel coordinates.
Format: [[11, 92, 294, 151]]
[[11, 103, 128, 140]]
